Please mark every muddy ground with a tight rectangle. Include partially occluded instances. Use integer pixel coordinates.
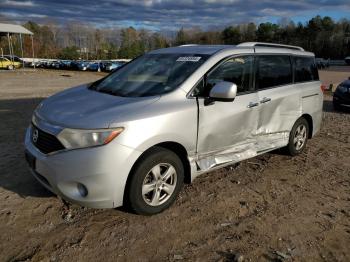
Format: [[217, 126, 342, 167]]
[[0, 68, 349, 262]]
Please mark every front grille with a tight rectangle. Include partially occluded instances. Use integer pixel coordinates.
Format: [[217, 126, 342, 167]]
[[345, 92, 350, 100], [31, 125, 65, 154]]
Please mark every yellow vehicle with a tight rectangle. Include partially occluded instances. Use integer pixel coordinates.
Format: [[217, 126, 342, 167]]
[[0, 57, 21, 70]]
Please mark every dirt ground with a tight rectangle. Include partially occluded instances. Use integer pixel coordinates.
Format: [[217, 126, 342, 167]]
[[0, 68, 349, 262]]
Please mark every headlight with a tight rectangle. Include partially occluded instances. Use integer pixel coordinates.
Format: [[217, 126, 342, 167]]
[[32, 113, 38, 126], [337, 85, 348, 93], [57, 127, 124, 149]]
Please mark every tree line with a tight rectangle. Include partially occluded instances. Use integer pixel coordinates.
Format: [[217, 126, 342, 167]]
[[0, 15, 349, 60]]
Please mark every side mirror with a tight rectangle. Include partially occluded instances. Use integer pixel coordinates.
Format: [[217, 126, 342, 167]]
[[209, 81, 237, 102]]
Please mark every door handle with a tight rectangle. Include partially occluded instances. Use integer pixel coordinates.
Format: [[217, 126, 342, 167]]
[[260, 97, 271, 104], [247, 102, 259, 108]]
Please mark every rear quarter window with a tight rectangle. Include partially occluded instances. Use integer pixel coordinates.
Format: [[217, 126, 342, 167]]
[[294, 56, 319, 83], [256, 55, 292, 89]]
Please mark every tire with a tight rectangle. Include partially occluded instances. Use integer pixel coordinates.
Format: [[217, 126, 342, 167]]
[[285, 118, 309, 156], [125, 147, 184, 215], [8, 65, 14, 70]]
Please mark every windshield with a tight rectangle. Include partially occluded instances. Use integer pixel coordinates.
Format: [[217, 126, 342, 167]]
[[90, 53, 209, 97]]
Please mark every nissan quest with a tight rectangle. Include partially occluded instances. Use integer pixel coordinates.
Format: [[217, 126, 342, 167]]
[[25, 42, 323, 215]]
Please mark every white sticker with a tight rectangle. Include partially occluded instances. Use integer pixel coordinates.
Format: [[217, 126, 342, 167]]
[[176, 56, 201, 62]]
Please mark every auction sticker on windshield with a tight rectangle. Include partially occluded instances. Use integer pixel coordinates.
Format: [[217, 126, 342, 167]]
[[176, 56, 202, 62]]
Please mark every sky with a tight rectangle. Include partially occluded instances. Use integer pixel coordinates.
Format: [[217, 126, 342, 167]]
[[0, 0, 350, 30]]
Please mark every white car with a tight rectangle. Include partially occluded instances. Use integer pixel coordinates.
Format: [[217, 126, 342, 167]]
[[25, 42, 323, 215]]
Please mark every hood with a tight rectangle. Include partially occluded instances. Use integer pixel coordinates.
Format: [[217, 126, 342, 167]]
[[36, 85, 160, 129]]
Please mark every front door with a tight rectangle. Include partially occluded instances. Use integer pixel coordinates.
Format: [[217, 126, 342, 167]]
[[196, 55, 259, 171]]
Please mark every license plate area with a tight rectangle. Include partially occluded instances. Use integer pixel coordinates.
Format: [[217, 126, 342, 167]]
[[25, 150, 36, 170]]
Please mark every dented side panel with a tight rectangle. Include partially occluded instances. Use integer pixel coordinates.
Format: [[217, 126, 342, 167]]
[[186, 49, 322, 181], [256, 84, 302, 139], [191, 140, 257, 174], [192, 131, 290, 175], [194, 84, 299, 175], [197, 93, 259, 150], [195, 92, 259, 175]]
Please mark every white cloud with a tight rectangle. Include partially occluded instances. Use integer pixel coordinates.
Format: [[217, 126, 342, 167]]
[[0, 11, 22, 17], [28, 13, 47, 18], [1, 0, 349, 30], [4, 0, 35, 7]]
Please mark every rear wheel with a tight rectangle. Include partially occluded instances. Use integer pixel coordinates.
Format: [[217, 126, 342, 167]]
[[7, 65, 14, 70], [125, 147, 184, 215], [285, 118, 309, 156]]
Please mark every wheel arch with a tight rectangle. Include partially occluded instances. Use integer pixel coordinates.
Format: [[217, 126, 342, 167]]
[[154, 142, 192, 184], [123, 141, 192, 206], [301, 114, 313, 138]]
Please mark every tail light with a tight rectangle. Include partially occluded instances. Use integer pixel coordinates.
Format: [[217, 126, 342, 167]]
[[320, 84, 326, 93]]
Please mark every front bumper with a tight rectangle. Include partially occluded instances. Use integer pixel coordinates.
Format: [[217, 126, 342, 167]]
[[24, 126, 142, 208]]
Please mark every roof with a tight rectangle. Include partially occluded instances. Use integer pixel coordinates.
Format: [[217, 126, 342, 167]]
[[0, 23, 33, 35], [149, 45, 235, 55]]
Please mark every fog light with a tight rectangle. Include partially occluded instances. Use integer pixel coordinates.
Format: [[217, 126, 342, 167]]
[[77, 183, 88, 197]]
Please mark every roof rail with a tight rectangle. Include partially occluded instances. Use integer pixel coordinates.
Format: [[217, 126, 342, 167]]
[[237, 42, 304, 51], [179, 44, 199, 47]]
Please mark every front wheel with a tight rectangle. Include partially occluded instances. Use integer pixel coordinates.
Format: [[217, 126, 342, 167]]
[[285, 118, 309, 156], [8, 65, 14, 70], [333, 99, 341, 111], [125, 147, 184, 215]]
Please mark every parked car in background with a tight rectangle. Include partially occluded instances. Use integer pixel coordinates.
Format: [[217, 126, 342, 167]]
[[52, 60, 72, 70], [51, 60, 63, 69], [316, 58, 330, 69], [333, 78, 350, 110], [42, 60, 54, 69], [87, 62, 106, 72], [70, 60, 89, 71], [34, 60, 46, 68], [70, 61, 80, 70], [25, 42, 323, 215], [0, 57, 21, 70], [78, 61, 89, 71], [61, 60, 72, 69], [104, 61, 122, 72], [3, 55, 31, 67], [29, 60, 43, 68], [3, 55, 21, 63], [26, 59, 129, 71], [345, 57, 350, 65]]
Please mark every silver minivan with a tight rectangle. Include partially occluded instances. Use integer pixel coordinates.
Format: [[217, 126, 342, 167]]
[[25, 42, 323, 215]]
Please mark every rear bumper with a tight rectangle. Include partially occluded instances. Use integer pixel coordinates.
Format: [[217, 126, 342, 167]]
[[24, 126, 142, 208]]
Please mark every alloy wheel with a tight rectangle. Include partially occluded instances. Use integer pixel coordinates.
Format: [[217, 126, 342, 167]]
[[142, 163, 177, 207], [293, 124, 307, 150]]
